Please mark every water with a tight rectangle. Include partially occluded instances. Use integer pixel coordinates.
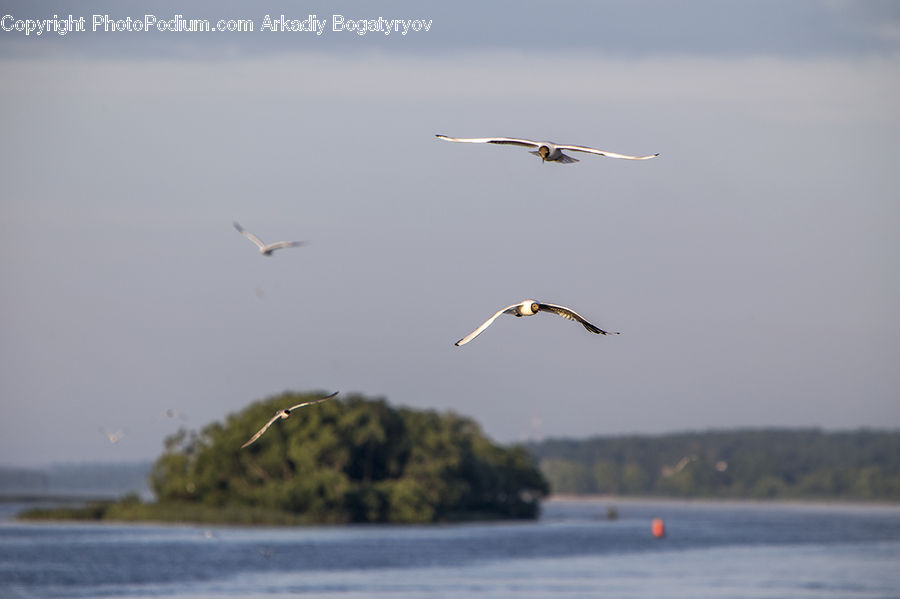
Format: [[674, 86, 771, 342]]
[[1, 498, 899, 598]]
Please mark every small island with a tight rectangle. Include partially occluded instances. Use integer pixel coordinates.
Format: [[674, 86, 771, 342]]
[[19, 393, 549, 525]]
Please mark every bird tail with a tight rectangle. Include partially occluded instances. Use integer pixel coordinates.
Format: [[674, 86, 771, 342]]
[[529, 151, 579, 163]]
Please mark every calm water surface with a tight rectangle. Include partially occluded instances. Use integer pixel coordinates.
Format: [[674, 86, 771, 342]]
[[1, 498, 899, 598]]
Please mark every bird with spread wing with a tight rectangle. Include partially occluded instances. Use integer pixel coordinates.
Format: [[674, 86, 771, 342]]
[[455, 300, 619, 346], [241, 392, 339, 448], [233, 222, 306, 256], [436, 135, 658, 164]]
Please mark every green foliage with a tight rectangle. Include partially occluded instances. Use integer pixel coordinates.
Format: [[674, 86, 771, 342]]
[[18, 497, 317, 525], [18, 501, 111, 521], [146, 392, 548, 524], [530, 429, 900, 501]]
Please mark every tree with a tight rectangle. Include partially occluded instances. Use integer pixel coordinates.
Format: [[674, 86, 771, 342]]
[[527, 428, 900, 500], [150, 392, 549, 523]]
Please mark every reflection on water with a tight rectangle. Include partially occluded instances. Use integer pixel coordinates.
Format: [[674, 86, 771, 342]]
[[1, 498, 899, 598]]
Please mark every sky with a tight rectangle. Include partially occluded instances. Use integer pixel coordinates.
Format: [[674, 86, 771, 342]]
[[1, 1, 899, 467]]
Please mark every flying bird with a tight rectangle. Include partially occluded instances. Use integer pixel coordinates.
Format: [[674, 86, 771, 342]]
[[162, 408, 187, 421], [241, 392, 339, 448], [455, 300, 619, 346], [233, 222, 305, 256], [436, 135, 658, 164], [100, 427, 126, 444]]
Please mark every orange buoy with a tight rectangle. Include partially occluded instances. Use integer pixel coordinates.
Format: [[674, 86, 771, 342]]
[[651, 517, 666, 539]]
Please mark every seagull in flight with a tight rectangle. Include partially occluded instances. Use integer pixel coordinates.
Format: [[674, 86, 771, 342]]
[[455, 300, 619, 346], [100, 427, 126, 444], [241, 392, 339, 448], [435, 135, 658, 164], [162, 408, 187, 421], [233, 222, 305, 256]]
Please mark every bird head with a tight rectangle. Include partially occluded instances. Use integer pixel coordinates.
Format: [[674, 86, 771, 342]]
[[538, 146, 549, 162]]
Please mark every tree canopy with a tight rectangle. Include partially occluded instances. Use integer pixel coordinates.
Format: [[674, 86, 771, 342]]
[[150, 392, 548, 523], [530, 428, 900, 501]]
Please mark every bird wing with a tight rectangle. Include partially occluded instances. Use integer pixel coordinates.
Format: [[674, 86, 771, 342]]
[[286, 391, 339, 411], [455, 303, 520, 346], [265, 240, 306, 252], [537, 303, 619, 335], [233, 222, 267, 250], [554, 145, 659, 160], [436, 135, 540, 148], [241, 413, 282, 449]]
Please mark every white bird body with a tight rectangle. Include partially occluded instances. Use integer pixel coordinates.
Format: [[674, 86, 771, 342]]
[[241, 392, 338, 448], [436, 135, 658, 164], [233, 222, 305, 256], [511, 301, 539, 316], [455, 300, 619, 346]]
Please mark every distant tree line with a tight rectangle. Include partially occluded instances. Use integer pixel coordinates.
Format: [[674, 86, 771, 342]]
[[528, 429, 900, 501], [0, 467, 48, 493], [0, 462, 153, 499]]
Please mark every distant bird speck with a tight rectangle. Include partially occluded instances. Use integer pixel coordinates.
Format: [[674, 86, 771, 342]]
[[100, 427, 125, 444], [455, 300, 619, 346], [233, 222, 305, 256], [241, 392, 339, 448], [436, 135, 658, 164], [162, 409, 187, 421]]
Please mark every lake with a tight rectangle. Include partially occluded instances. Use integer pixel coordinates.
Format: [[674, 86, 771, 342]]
[[1, 498, 899, 598]]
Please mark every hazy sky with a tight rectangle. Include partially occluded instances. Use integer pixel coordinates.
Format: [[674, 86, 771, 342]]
[[2, 1, 899, 467]]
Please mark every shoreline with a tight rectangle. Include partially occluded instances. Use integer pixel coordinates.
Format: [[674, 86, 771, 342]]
[[545, 494, 900, 510], [9, 494, 899, 528]]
